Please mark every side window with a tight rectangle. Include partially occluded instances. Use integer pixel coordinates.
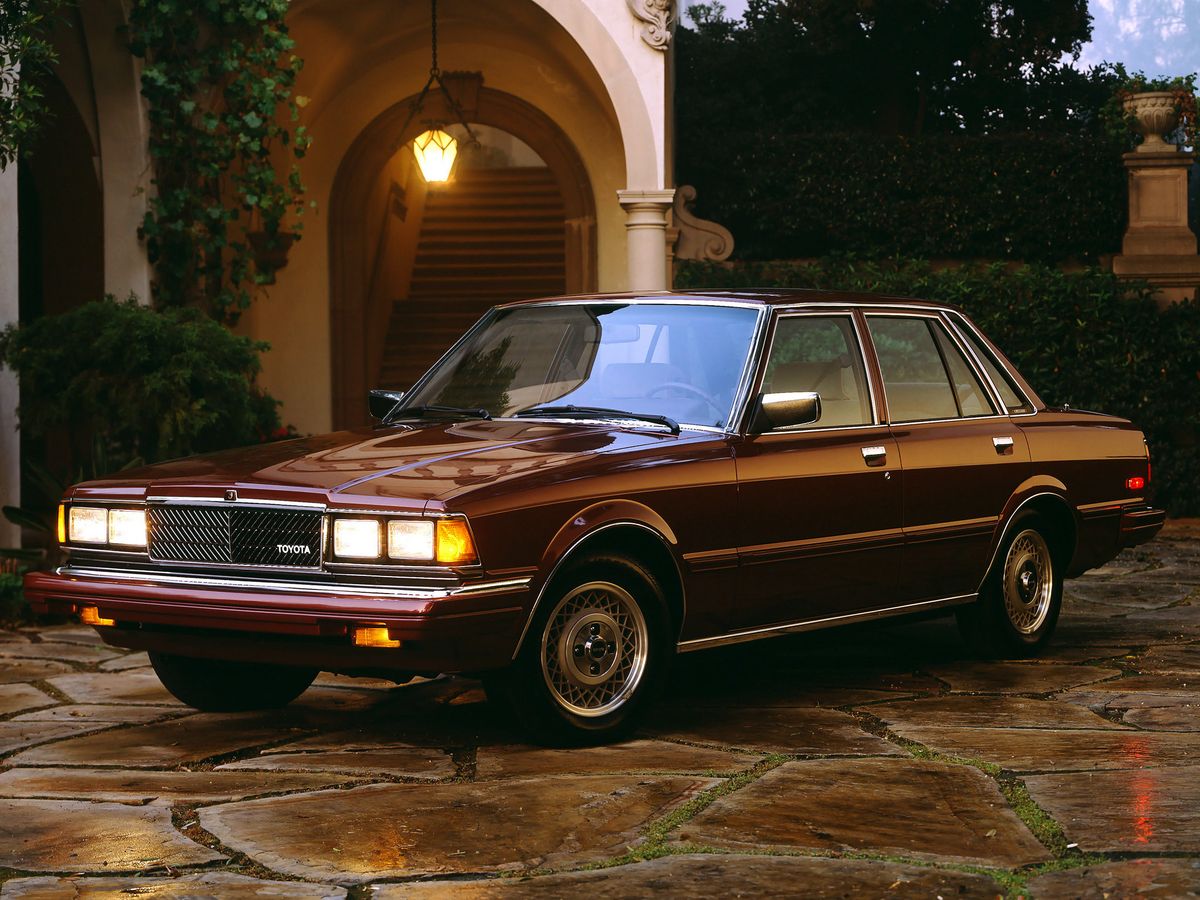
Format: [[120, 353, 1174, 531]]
[[762, 315, 872, 428], [868, 316, 995, 422], [950, 314, 1035, 414]]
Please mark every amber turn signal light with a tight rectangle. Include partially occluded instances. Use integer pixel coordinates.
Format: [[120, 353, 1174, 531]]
[[79, 605, 115, 627], [56, 504, 66, 544], [436, 518, 478, 565], [352, 625, 401, 648]]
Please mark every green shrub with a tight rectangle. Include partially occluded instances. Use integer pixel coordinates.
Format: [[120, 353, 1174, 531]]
[[679, 132, 1126, 263], [0, 295, 282, 473], [677, 258, 1200, 514], [0, 569, 25, 625]]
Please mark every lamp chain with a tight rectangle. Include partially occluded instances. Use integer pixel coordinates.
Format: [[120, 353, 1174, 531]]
[[430, 0, 439, 75]]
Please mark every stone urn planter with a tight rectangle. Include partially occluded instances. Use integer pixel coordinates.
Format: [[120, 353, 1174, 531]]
[[248, 230, 298, 283], [1123, 91, 1181, 153]]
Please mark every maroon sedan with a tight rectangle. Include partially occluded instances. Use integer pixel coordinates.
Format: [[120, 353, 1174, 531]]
[[27, 291, 1164, 741]]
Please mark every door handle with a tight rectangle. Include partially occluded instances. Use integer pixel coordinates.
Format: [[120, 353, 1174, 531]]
[[993, 436, 1015, 455], [861, 445, 887, 466]]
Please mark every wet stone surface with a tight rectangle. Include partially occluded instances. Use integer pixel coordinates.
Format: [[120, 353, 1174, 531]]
[[200, 776, 719, 882], [673, 758, 1049, 867], [0, 525, 1197, 894], [1025, 766, 1200, 853], [380, 853, 1007, 898]]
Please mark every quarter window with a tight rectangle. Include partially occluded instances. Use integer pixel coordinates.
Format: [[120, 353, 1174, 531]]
[[949, 314, 1035, 414], [762, 315, 872, 428], [868, 316, 996, 422]]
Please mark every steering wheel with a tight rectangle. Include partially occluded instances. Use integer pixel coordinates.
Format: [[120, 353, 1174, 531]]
[[646, 381, 725, 419]]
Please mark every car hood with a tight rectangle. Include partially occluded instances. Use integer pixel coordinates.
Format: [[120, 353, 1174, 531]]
[[71, 419, 707, 509]]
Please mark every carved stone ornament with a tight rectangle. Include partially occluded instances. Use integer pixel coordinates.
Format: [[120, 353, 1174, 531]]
[[672, 185, 734, 262], [627, 0, 673, 50]]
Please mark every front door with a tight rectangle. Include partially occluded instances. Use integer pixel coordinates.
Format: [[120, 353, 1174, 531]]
[[864, 312, 1032, 601], [731, 311, 903, 631]]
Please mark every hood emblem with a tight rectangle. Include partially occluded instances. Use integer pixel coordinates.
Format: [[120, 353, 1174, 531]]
[[224, 490, 238, 502]]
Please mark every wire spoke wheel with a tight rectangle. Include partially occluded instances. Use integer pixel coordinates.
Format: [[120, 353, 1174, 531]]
[[540, 580, 650, 718], [1002, 528, 1053, 635]]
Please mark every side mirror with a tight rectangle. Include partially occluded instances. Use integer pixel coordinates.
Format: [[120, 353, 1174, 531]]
[[754, 391, 821, 432], [368, 389, 405, 421]]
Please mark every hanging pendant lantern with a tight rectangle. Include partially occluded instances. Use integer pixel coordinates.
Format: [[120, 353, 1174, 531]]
[[398, 0, 479, 184], [412, 128, 458, 183]]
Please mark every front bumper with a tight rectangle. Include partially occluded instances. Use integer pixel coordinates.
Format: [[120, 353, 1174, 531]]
[[24, 566, 532, 674]]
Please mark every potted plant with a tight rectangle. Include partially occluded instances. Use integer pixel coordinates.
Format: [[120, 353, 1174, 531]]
[[1119, 72, 1197, 152]]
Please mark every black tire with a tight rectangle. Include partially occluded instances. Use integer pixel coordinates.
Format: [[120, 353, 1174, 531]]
[[487, 553, 672, 745], [956, 514, 1064, 658], [149, 651, 318, 712]]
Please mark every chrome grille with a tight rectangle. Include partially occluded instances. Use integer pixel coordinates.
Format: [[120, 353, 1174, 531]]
[[148, 505, 322, 568]]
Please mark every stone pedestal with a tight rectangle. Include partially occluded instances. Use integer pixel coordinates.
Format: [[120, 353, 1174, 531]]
[[618, 189, 675, 292], [1112, 150, 1200, 304]]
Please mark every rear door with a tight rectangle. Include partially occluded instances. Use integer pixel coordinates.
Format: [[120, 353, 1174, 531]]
[[864, 311, 1032, 602], [731, 310, 903, 631]]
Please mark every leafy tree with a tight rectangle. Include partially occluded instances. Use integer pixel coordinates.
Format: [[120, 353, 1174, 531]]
[[680, 0, 1100, 138], [128, 0, 311, 323], [0, 0, 66, 169]]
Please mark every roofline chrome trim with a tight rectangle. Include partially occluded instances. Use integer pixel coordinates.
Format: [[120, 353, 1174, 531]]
[[677, 593, 977, 652], [511, 519, 684, 660], [54, 566, 531, 600], [498, 296, 766, 310]]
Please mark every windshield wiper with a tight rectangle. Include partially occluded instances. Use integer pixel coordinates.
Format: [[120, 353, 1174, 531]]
[[388, 404, 492, 423], [515, 405, 680, 434]]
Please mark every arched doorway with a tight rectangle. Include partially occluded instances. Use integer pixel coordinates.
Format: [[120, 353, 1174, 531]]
[[329, 85, 597, 428]]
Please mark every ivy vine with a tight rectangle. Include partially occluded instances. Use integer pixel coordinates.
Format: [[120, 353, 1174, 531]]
[[129, 0, 312, 323], [0, 0, 66, 170]]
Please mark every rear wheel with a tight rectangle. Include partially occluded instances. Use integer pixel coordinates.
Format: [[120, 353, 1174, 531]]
[[956, 516, 1063, 658], [149, 652, 318, 712], [486, 553, 671, 745]]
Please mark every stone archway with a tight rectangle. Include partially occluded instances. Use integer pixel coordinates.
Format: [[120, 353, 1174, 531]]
[[329, 85, 597, 428]]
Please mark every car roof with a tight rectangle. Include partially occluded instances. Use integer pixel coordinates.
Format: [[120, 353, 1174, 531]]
[[497, 289, 961, 313]]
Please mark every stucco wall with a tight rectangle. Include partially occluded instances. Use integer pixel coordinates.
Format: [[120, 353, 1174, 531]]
[[241, 0, 670, 435]]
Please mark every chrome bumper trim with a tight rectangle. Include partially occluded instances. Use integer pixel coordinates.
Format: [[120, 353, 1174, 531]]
[[677, 594, 976, 652], [53, 566, 531, 601]]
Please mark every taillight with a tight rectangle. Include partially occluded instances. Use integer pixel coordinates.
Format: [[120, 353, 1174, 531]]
[[1126, 476, 1146, 491]]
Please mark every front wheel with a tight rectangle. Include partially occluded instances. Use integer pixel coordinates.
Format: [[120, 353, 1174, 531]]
[[149, 652, 318, 711], [956, 517, 1063, 658], [487, 554, 671, 745]]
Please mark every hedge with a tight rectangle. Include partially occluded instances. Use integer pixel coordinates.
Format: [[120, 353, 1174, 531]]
[[679, 132, 1126, 263], [0, 296, 283, 475], [677, 258, 1200, 515]]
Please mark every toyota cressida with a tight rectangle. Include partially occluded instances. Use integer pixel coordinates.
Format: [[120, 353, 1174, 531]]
[[26, 291, 1165, 741]]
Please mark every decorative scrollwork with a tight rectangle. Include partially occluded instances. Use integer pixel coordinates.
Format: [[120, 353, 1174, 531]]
[[672, 185, 734, 261], [627, 0, 673, 50]]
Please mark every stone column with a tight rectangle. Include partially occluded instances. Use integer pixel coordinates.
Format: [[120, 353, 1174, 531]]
[[1112, 150, 1200, 304], [0, 163, 20, 546], [618, 189, 675, 291]]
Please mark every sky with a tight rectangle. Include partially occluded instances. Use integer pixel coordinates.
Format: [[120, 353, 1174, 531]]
[[706, 0, 1200, 79]]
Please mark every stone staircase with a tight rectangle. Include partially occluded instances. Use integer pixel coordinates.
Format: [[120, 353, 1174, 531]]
[[378, 167, 567, 391]]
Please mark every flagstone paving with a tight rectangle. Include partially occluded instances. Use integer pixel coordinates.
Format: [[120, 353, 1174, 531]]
[[377, 854, 1007, 898], [0, 524, 1197, 897]]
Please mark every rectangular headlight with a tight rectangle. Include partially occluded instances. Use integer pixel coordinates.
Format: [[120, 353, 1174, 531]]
[[333, 519, 382, 558], [108, 509, 147, 547], [68, 507, 108, 544], [387, 519, 435, 560]]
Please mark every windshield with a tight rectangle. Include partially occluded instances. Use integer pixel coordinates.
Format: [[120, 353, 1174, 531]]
[[399, 303, 760, 429]]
